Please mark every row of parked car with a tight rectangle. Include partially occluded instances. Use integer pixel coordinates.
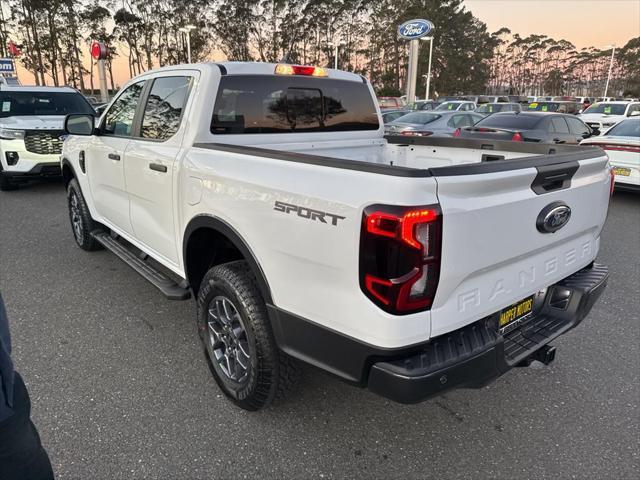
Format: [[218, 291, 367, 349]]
[[378, 95, 640, 191]]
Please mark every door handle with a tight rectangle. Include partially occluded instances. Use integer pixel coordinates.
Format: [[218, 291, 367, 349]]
[[108, 153, 121, 161], [149, 163, 167, 173]]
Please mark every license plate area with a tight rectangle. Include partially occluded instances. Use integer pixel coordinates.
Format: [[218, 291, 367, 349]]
[[613, 167, 631, 177], [499, 295, 535, 333]]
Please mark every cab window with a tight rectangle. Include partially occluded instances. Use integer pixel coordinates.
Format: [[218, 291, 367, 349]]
[[140, 76, 192, 141], [102, 81, 145, 136]]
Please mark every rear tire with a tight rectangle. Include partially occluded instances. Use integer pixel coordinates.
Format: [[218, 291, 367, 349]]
[[197, 261, 300, 411], [67, 178, 102, 251], [0, 173, 17, 191]]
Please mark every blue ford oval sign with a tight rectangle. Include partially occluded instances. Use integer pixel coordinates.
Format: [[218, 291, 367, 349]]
[[398, 19, 434, 40]]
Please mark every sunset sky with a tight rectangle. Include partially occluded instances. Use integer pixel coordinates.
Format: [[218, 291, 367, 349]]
[[10, 0, 640, 88], [463, 0, 640, 49]]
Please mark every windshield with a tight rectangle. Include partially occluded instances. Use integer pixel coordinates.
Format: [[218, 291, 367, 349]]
[[435, 102, 462, 111], [475, 114, 540, 129], [0, 91, 95, 118], [212, 76, 379, 134], [606, 119, 640, 137], [527, 102, 562, 112], [582, 103, 627, 115], [393, 112, 440, 124], [476, 104, 510, 113]]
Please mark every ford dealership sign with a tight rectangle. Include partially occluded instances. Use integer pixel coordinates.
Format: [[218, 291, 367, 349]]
[[398, 19, 434, 40]]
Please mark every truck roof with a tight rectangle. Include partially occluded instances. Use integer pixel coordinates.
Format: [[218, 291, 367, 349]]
[[136, 61, 366, 83]]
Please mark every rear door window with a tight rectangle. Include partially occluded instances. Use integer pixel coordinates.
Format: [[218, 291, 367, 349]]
[[551, 117, 569, 133], [211, 76, 379, 134], [140, 76, 192, 141], [565, 117, 590, 136]]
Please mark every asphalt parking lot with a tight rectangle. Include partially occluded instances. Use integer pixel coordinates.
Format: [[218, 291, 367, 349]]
[[0, 181, 638, 479]]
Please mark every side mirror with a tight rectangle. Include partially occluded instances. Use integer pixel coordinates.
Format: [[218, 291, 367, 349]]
[[65, 114, 95, 136], [589, 128, 600, 137]]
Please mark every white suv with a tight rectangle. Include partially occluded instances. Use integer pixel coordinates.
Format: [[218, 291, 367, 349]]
[[0, 85, 95, 190], [579, 101, 640, 132]]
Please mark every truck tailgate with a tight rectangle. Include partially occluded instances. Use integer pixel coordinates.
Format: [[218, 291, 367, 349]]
[[429, 152, 611, 337]]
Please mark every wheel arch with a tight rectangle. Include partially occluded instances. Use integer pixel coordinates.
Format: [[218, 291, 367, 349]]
[[61, 157, 76, 187], [183, 215, 273, 304]]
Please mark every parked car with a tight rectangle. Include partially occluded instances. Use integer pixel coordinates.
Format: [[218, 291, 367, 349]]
[[475, 102, 522, 115], [579, 101, 640, 131], [486, 95, 510, 103], [381, 109, 410, 124], [377, 96, 404, 111], [453, 111, 596, 144], [527, 100, 581, 115], [435, 100, 476, 111], [461, 95, 491, 105], [0, 85, 96, 190], [552, 96, 579, 102], [507, 95, 529, 104], [406, 100, 440, 111], [384, 110, 483, 136], [581, 118, 640, 191], [60, 61, 611, 410], [436, 95, 462, 102], [0, 76, 21, 86]]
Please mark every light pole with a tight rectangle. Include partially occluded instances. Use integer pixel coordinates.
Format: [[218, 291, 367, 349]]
[[328, 40, 346, 69], [420, 36, 434, 100], [603, 45, 615, 98], [179, 25, 197, 63], [421, 74, 428, 101]]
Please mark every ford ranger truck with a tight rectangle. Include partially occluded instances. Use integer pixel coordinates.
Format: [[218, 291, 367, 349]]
[[60, 63, 611, 411], [0, 86, 95, 190]]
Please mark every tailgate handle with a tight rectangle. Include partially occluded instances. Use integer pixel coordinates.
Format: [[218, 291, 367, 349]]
[[531, 162, 579, 195]]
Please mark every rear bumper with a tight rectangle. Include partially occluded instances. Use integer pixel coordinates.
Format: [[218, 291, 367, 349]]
[[368, 263, 609, 403], [270, 263, 608, 404]]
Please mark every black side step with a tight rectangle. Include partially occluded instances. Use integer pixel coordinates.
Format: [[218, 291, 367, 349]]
[[92, 231, 191, 300]]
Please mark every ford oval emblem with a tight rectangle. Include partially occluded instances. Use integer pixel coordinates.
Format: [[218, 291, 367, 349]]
[[398, 19, 434, 40], [536, 202, 571, 233]]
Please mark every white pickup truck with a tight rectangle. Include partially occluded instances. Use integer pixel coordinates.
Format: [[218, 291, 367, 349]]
[[61, 62, 611, 411]]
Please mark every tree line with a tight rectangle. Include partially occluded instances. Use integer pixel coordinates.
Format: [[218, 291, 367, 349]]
[[0, 0, 638, 97]]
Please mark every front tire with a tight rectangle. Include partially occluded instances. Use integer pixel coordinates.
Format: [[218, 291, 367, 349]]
[[67, 178, 102, 251], [197, 261, 300, 411]]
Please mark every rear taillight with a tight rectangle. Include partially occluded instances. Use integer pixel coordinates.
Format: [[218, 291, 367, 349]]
[[609, 165, 615, 196], [511, 132, 523, 142], [400, 130, 433, 137], [591, 143, 640, 153], [452, 128, 462, 137], [360, 205, 442, 314]]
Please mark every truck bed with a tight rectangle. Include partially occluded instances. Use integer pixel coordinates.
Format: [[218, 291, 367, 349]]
[[196, 135, 605, 177]]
